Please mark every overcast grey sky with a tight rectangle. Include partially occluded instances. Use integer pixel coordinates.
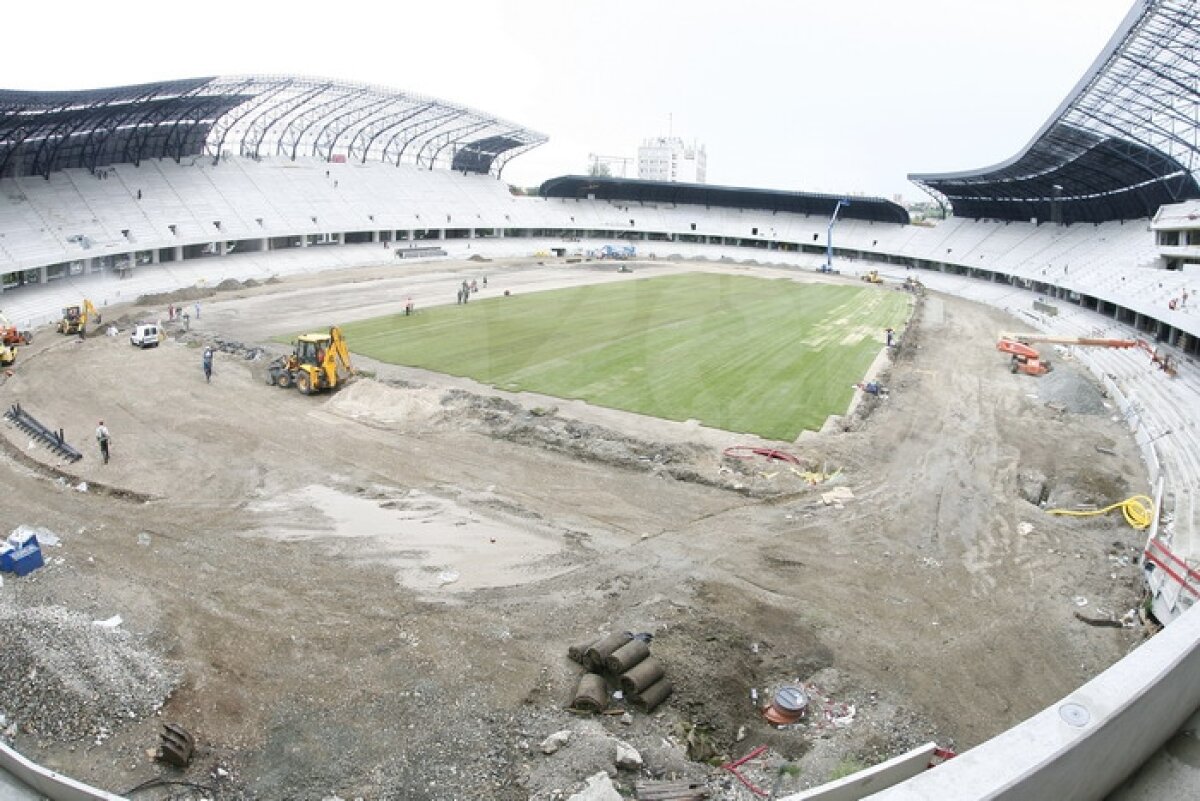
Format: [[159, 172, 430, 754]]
[[3, 0, 1135, 201]]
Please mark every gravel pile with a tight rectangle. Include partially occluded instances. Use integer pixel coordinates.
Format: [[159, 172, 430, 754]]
[[1036, 363, 1108, 415], [0, 599, 179, 743]]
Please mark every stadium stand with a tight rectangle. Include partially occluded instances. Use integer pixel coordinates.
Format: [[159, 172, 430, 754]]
[[909, 0, 1199, 225]]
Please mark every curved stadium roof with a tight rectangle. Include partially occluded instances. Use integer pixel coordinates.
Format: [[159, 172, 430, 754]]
[[0, 75, 547, 179], [540, 175, 909, 225], [910, 0, 1200, 225]]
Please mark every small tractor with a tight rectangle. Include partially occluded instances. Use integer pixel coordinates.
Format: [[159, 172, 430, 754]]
[[266, 326, 355, 395], [861, 270, 883, 284]]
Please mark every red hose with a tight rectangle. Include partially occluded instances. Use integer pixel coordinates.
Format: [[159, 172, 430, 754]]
[[723, 446, 801, 465], [722, 745, 770, 797]]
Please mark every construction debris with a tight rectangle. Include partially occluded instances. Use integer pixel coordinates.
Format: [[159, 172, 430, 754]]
[[821, 486, 855, 507], [540, 730, 572, 755], [567, 772, 622, 801], [790, 466, 842, 485], [635, 780, 711, 800], [614, 739, 643, 771]]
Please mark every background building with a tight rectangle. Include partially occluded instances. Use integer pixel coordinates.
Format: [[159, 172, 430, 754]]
[[637, 136, 707, 183]]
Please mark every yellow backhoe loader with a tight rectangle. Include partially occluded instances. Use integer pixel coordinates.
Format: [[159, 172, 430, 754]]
[[861, 270, 883, 284], [57, 299, 98, 337], [266, 326, 355, 395]]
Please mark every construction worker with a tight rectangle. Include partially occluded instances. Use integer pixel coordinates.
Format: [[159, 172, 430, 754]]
[[202, 347, 214, 383], [96, 421, 110, 464]]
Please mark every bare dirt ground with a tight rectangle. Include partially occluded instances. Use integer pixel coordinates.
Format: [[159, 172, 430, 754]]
[[0, 258, 1150, 800]]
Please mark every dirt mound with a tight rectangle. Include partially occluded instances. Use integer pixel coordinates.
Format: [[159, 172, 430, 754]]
[[0, 599, 179, 742], [324, 379, 444, 428], [136, 285, 214, 306], [138, 277, 263, 307], [468, 254, 491, 262]]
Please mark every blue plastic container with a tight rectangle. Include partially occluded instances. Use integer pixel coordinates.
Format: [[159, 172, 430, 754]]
[[4, 531, 43, 576], [10, 542, 43, 576]]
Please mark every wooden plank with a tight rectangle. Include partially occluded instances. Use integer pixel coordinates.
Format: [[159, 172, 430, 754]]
[[634, 779, 710, 800]]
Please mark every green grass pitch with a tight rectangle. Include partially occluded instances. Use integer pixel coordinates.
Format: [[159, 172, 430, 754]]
[[338, 273, 910, 440]]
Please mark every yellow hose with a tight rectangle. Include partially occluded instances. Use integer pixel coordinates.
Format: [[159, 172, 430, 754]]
[[1046, 495, 1154, 530]]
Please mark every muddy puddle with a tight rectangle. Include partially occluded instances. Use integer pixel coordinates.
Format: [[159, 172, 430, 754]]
[[249, 484, 571, 596]]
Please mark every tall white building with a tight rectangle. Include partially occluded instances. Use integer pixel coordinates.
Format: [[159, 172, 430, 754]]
[[637, 137, 707, 184]]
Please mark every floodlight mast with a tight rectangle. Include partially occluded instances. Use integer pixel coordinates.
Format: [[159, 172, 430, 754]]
[[821, 199, 850, 273]]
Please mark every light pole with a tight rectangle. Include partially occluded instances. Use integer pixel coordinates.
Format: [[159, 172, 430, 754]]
[[822, 199, 850, 273]]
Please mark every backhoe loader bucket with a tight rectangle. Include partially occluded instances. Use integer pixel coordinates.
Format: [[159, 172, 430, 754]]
[[156, 723, 195, 767]]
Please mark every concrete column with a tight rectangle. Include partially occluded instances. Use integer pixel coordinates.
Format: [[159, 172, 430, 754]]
[[39, 266, 48, 283], [173, 246, 184, 261], [299, 237, 309, 248], [261, 238, 270, 252], [497, 228, 505, 239], [468, 228, 476, 239], [219, 241, 229, 256], [406, 230, 415, 242], [371, 230, 380, 243], [336, 233, 345, 245], [438, 229, 446, 240]]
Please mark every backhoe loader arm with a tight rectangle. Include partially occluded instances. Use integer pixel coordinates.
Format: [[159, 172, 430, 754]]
[[325, 327, 355, 383]]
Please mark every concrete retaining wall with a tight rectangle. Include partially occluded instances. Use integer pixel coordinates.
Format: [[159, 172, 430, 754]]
[[0, 741, 126, 801], [782, 743, 937, 800], [864, 601, 1200, 800]]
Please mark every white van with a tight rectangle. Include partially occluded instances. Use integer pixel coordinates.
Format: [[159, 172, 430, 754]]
[[130, 323, 163, 348]]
